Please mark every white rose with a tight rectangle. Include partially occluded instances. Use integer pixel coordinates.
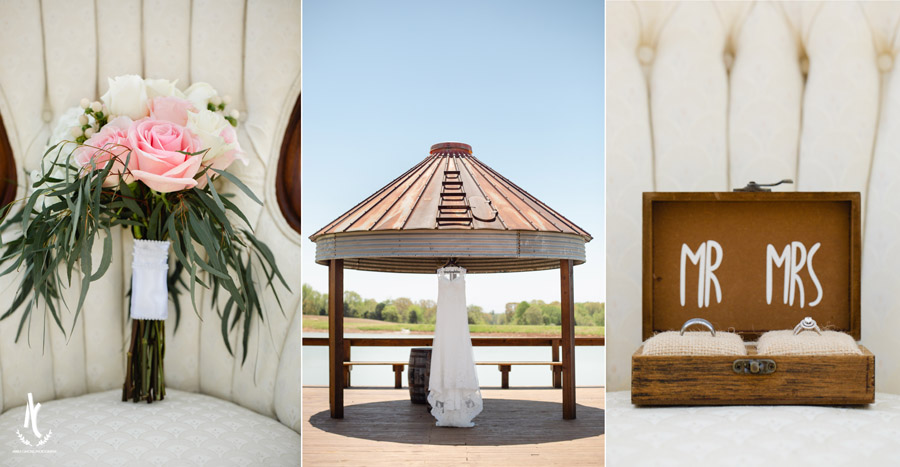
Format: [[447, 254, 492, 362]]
[[145, 78, 184, 99], [47, 107, 82, 179], [186, 109, 235, 163], [183, 82, 218, 110], [100, 75, 149, 120], [49, 106, 84, 145]]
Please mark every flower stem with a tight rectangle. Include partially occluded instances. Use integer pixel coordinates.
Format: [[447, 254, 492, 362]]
[[122, 319, 165, 403]]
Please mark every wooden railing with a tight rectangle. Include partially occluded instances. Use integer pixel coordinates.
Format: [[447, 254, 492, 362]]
[[303, 336, 604, 389]]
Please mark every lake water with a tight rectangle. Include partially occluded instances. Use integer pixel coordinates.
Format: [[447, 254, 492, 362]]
[[303, 332, 605, 387]]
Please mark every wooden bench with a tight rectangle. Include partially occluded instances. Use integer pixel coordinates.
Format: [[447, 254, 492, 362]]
[[342, 362, 408, 389], [343, 361, 564, 389], [309, 336, 602, 391]]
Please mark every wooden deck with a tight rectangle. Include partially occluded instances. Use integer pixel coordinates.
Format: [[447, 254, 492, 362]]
[[303, 386, 604, 466]]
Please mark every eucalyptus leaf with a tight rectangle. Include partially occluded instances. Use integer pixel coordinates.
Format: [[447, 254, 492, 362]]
[[0, 141, 287, 367], [211, 169, 262, 205]]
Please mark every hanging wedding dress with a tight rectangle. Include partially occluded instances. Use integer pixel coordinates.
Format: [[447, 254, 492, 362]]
[[427, 266, 483, 427]]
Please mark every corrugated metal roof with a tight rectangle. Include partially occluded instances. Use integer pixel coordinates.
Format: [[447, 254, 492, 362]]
[[310, 142, 592, 241], [311, 143, 591, 273], [313, 230, 587, 273]]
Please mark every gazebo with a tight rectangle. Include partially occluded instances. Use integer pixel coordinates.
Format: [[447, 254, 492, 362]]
[[310, 142, 592, 420]]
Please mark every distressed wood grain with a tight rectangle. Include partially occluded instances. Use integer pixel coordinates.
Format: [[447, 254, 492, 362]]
[[632, 345, 874, 405]]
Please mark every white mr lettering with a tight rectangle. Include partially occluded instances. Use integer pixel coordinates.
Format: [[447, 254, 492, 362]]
[[679, 240, 722, 308], [766, 241, 822, 308]]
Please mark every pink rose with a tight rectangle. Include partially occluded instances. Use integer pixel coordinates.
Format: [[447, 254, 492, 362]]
[[128, 118, 204, 192], [74, 116, 134, 186], [148, 96, 195, 126], [218, 124, 247, 168]]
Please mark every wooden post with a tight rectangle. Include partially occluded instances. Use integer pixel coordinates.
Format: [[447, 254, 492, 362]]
[[560, 259, 576, 419], [499, 364, 512, 389], [343, 340, 352, 388], [552, 338, 562, 389], [329, 259, 344, 418], [393, 364, 404, 389]]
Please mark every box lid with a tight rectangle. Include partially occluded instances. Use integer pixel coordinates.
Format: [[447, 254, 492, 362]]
[[642, 192, 861, 341]]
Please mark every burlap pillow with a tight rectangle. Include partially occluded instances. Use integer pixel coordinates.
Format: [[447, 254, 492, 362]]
[[642, 331, 747, 356], [757, 330, 862, 356]]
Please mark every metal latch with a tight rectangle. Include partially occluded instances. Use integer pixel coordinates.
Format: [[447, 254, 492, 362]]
[[733, 179, 793, 192], [732, 359, 777, 375]]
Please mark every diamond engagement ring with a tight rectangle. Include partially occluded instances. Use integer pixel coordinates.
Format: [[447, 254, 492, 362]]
[[680, 318, 716, 337], [793, 316, 822, 336]]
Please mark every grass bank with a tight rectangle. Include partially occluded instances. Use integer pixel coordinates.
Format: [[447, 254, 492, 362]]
[[302, 315, 604, 337]]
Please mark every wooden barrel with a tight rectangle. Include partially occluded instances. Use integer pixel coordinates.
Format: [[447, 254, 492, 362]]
[[408, 348, 432, 404]]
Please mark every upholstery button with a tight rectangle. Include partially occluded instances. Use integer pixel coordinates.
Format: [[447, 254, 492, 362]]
[[637, 45, 655, 65], [723, 51, 734, 70], [800, 57, 810, 75], [42, 110, 52, 123], [878, 53, 893, 72]]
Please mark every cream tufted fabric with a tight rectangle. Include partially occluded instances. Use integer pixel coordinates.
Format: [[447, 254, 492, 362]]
[[0, 0, 301, 439], [608, 0, 900, 394], [0, 390, 299, 466], [607, 391, 900, 466]]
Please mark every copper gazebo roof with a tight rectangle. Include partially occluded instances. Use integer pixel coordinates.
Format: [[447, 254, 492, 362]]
[[311, 142, 591, 273]]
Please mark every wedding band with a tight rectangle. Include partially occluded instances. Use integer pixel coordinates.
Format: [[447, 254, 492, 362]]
[[680, 318, 716, 337], [793, 316, 821, 336]]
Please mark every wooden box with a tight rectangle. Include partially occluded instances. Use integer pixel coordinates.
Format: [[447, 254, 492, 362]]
[[632, 192, 875, 405]]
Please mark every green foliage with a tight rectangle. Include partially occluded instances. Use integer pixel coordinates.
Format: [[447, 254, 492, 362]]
[[302, 283, 604, 329], [575, 301, 605, 327], [541, 303, 561, 325], [381, 304, 399, 323], [302, 283, 326, 316], [343, 291, 362, 318], [359, 298, 376, 319], [392, 297, 413, 322], [514, 301, 530, 323], [0, 143, 289, 364], [523, 305, 544, 325], [467, 304, 485, 325], [495, 311, 508, 325]]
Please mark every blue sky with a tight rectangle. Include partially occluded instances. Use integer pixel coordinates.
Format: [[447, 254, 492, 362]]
[[301, 0, 604, 314]]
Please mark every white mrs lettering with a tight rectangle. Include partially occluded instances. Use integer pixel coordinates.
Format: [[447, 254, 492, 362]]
[[766, 241, 822, 308]]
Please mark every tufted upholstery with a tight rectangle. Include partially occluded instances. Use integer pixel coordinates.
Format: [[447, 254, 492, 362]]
[[0, 0, 301, 435], [0, 390, 300, 466], [608, 1, 900, 394], [606, 391, 900, 465]]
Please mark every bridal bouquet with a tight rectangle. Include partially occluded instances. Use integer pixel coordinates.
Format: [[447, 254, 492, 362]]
[[0, 75, 287, 403]]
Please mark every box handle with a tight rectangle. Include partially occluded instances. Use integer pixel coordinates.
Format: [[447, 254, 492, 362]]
[[733, 359, 777, 375], [733, 179, 793, 192]]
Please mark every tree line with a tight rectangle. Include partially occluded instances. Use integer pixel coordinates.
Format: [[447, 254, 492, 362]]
[[301, 283, 605, 327]]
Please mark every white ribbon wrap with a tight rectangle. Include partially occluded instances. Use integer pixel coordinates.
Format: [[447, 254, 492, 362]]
[[130, 239, 171, 320]]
